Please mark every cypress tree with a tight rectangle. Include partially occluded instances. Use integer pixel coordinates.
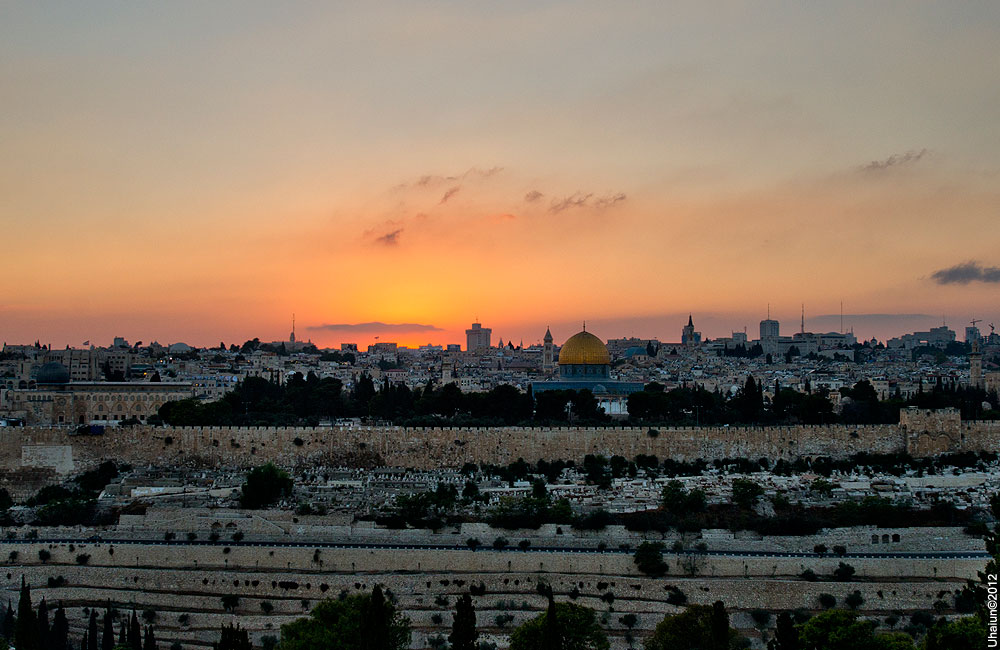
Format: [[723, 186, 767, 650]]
[[81, 631, 88, 650], [142, 626, 156, 650], [101, 607, 115, 650], [1, 601, 14, 641], [448, 593, 477, 650], [52, 605, 70, 650], [14, 577, 39, 650], [542, 586, 560, 650], [36, 598, 49, 649], [87, 611, 98, 650], [361, 585, 389, 650], [769, 611, 799, 650], [213, 624, 251, 650], [710, 600, 729, 650], [118, 621, 127, 647], [129, 610, 141, 650]]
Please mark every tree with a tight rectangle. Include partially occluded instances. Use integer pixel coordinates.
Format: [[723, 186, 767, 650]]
[[36, 598, 49, 650], [644, 602, 738, 650], [15, 577, 39, 650], [52, 605, 69, 650], [276, 589, 410, 650], [143, 626, 156, 650], [448, 593, 477, 650], [240, 463, 293, 509], [731, 479, 764, 509], [767, 612, 798, 650], [509, 601, 609, 650], [129, 610, 141, 650], [87, 611, 98, 650], [2, 600, 14, 641], [923, 617, 985, 649], [633, 542, 668, 577], [797, 610, 914, 650], [214, 624, 252, 650], [102, 607, 114, 650]]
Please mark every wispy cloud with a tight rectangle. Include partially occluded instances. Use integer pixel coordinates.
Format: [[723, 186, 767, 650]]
[[308, 322, 443, 332], [930, 261, 1000, 285], [410, 166, 504, 189], [374, 228, 403, 246], [549, 191, 627, 213], [439, 186, 460, 204], [861, 149, 928, 172], [524, 190, 544, 203]]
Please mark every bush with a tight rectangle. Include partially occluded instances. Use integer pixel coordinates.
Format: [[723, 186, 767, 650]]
[[239, 463, 293, 509], [818, 593, 836, 609], [800, 569, 817, 582], [492, 537, 509, 550], [665, 587, 686, 606], [260, 601, 273, 614], [845, 591, 864, 610], [431, 613, 443, 624], [833, 562, 856, 581], [164, 531, 175, 541], [634, 542, 668, 577], [143, 609, 157, 623], [187, 532, 197, 541], [220, 594, 240, 612], [75, 553, 90, 565], [814, 544, 828, 554], [832, 545, 847, 556], [750, 609, 771, 628], [38, 549, 51, 562], [466, 538, 481, 550]]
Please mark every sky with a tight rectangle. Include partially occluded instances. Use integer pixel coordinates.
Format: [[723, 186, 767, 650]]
[[2, 2, 999, 349]]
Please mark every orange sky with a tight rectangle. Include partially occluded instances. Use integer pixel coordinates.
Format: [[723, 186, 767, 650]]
[[2, 3, 999, 349]]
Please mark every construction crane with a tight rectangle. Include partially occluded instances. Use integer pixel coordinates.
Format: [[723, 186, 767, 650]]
[[971, 318, 982, 329]]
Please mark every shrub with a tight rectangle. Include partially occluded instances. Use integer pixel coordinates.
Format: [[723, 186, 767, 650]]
[[833, 545, 847, 556], [665, 587, 686, 606], [220, 594, 240, 612], [818, 593, 836, 609], [493, 537, 509, 550], [38, 549, 51, 562], [431, 613, 443, 624], [634, 542, 668, 577], [260, 601, 274, 614], [75, 553, 90, 565], [845, 591, 864, 610], [814, 544, 828, 554], [833, 562, 856, 581], [750, 609, 771, 628], [164, 532, 175, 541], [142, 609, 157, 622], [187, 532, 197, 541], [466, 538, 481, 550], [800, 569, 817, 582]]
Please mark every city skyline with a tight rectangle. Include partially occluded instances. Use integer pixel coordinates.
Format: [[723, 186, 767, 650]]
[[3, 3, 999, 349]]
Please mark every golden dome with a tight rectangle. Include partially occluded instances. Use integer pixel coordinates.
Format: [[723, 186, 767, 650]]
[[558, 330, 610, 365]]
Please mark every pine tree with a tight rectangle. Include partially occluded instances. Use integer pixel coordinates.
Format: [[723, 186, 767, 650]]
[[448, 593, 477, 650], [36, 598, 49, 649], [102, 607, 115, 650], [52, 605, 70, 650], [14, 577, 39, 650], [143, 625, 156, 650]]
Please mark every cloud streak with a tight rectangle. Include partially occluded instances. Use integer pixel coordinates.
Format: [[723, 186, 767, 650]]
[[861, 149, 928, 172], [373, 228, 403, 246], [439, 186, 460, 204], [930, 261, 1000, 285], [549, 191, 627, 213], [308, 322, 443, 333]]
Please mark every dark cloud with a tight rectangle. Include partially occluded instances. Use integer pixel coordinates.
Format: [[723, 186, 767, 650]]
[[308, 322, 443, 333], [374, 228, 403, 246], [548, 191, 627, 213], [931, 261, 1000, 285], [524, 190, 544, 203], [439, 186, 460, 204], [861, 148, 928, 172]]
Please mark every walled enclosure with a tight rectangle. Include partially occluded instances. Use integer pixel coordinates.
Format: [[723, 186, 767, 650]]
[[3, 409, 998, 477]]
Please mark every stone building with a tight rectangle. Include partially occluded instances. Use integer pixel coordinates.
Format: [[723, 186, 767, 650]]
[[0, 362, 193, 425]]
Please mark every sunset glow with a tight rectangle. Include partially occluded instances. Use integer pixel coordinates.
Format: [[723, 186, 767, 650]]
[[3, 2, 999, 348]]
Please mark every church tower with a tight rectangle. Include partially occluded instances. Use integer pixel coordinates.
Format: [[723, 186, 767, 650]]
[[542, 327, 554, 373], [971, 338, 984, 389]]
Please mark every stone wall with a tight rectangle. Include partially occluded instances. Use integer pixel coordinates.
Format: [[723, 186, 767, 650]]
[[3, 413, 997, 475]]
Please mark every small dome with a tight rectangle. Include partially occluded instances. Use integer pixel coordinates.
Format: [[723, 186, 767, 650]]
[[36, 362, 70, 384], [558, 331, 610, 366]]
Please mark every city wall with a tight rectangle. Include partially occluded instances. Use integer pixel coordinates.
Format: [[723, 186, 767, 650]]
[[3, 409, 999, 476]]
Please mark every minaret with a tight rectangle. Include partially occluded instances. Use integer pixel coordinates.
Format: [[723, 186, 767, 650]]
[[971, 337, 984, 389], [290, 314, 296, 344], [543, 327, 554, 373]]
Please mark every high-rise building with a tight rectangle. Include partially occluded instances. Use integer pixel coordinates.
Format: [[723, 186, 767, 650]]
[[465, 322, 492, 352], [760, 318, 780, 340]]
